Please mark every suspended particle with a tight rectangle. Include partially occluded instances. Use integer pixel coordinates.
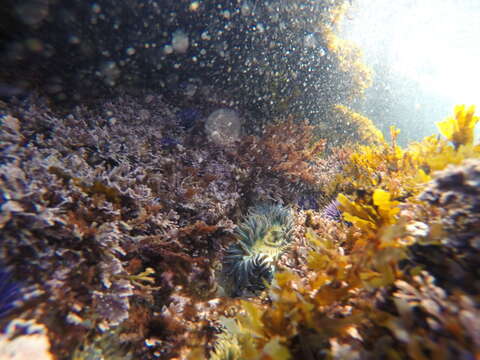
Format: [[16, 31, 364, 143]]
[[172, 30, 189, 53], [201, 31, 211, 41], [91, 3, 101, 14], [189, 1, 200, 11], [163, 44, 173, 55], [241, 1, 252, 16], [222, 10, 231, 19], [304, 33, 317, 48]]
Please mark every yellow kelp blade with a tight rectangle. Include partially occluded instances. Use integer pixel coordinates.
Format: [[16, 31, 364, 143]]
[[436, 104, 479, 147]]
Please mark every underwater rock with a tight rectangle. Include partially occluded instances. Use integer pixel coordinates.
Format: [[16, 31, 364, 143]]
[[297, 193, 320, 211], [0, 83, 26, 99], [221, 204, 293, 297], [420, 159, 480, 246], [1, 0, 365, 124], [0, 94, 245, 358], [391, 271, 480, 360], [176, 108, 201, 129], [415, 159, 480, 293], [159, 136, 181, 149], [71, 327, 133, 360], [0, 320, 53, 360]]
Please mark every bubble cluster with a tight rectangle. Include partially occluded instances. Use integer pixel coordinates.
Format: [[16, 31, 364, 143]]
[[205, 108, 242, 146], [0, 0, 364, 128]]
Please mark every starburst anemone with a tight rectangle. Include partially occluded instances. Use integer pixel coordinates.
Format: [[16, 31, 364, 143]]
[[222, 204, 294, 297], [0, 264, 23, 318]]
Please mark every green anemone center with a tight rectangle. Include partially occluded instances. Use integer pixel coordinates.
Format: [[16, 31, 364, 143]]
[[250, 224, 287, 258]]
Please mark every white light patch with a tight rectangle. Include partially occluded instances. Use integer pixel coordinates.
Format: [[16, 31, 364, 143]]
[[343, 0, 480, 107]]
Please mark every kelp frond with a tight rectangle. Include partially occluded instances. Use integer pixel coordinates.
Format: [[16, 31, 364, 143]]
[[436, 104, 479, 148]]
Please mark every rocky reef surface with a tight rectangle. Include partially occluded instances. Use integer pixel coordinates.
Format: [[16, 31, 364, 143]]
[[1, 1, 479, 359], [1, 91, 480, 360], [0, 92, 339, 358]]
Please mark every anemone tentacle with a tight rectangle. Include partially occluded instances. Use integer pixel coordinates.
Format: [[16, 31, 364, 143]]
[[222, 204, 293, 297]]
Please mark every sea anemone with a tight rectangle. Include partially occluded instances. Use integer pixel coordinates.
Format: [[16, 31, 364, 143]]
[[0, 264, 23, 318], [322, 199, 342, 222], [222, 204, 294, 297]]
